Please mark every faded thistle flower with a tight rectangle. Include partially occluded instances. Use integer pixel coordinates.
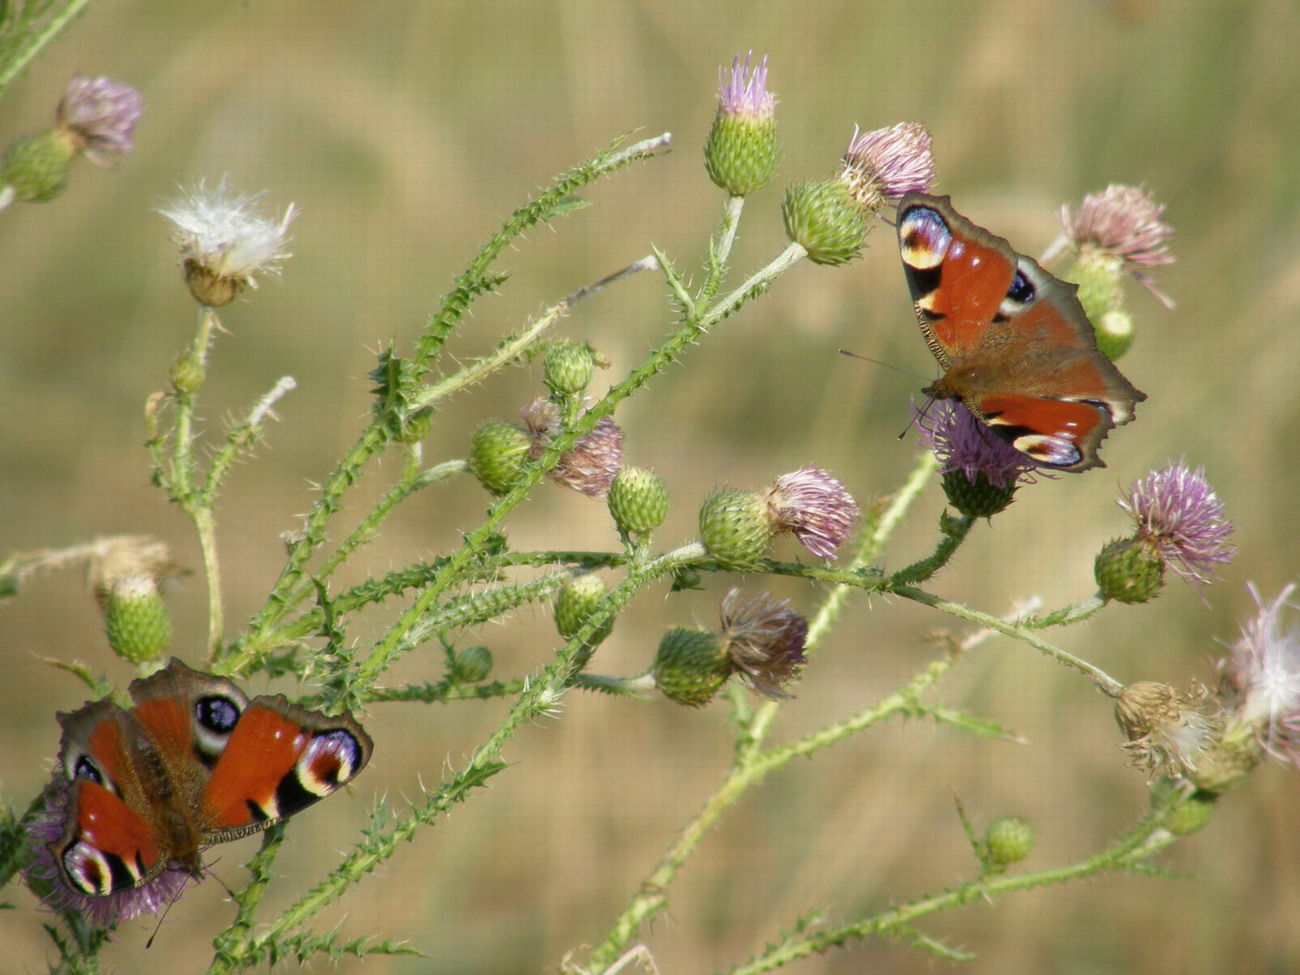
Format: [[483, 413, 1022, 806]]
[[1057, 185, 1175, 358], [652, 589, 808, 706], [915, 402, 1037, 517], [704, 51, 780, 196], [0, 74, 142, 207], [1114, 680, 1220, 778], [782, 121, 934, 265], [1112, 461, 1235, 598], [1201, 584, 1300, 789], [521, 397, 624, 498], [25, 778, 190, 926], [699, 467, 859, 568], [719, 589, 808, 699], [761, 466, 860, 559], [157, 178, 297, 307], [56, 75, 144, 162]]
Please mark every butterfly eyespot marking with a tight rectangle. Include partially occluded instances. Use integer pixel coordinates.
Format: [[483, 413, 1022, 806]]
[[193, 693, 243, 762], [898, 206, 952, 270], [1007, 270, 1035, 304], [1012, 433, 1082, 468], [72, 754, 104, 785], [62, 839, 142, 895]]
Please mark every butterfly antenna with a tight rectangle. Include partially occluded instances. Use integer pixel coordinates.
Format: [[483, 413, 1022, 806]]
[[899, 391, 938, 441], [146, 881, 188, 949], [837, 348, 927, 381]]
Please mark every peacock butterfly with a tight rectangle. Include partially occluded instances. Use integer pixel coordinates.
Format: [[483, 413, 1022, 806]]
[[48, 657, 372, 899], [896, 193, 1146, 472]]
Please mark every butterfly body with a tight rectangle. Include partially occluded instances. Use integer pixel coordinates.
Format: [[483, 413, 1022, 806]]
[[897, 193, 1145, 471], [50, 658, 372, 897]]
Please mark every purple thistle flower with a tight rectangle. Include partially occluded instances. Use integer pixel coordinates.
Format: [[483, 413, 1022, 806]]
[[762, 466, 860, 560], [720, 589, 808, 699], [25, 778, 190, 926], [718, 51, 775, 120], [1060, 184, 1175, 308], [1220, 583, 1300, 768], [521, 397, 624, 498], [840, 122, 935, 208], [1117, 461, 1234, 594], [914, 401, 1039, 489], [56, 75, 143, 162]]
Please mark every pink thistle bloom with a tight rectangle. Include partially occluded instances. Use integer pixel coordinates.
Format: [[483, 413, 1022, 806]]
[[56, 74, 143, 162], [720, 589, 808, 699], [718, 51, 775, 120], [915, 401, 1039, 489], [1060, 184, 1175, 308], [521, 397, 624, 498], [1118, 461, 1234, 594], [25, 777, 190, 926], [762, 466, 860, 560], [1220, 583, 1300, 767], [840, 122, 935, 207]]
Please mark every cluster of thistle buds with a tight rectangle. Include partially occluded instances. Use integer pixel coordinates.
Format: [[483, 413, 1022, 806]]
[[0, 75, 143, 210]]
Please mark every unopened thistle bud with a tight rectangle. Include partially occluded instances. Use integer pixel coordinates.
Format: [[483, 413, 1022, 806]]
[[781, 178, 868, 266], [554, 574, 615, 647], [1095, 537, 1165, 604], [0, 131, 76, 203], [450, 645, 493, 684], [88, 536, 178, 666], [1149, 779, 1217, 836], [544, 341, 596, 397], [704, 52, 780, 196], [698, 489, 774, 569], [103, 574, 172, 665], [469, 420, 532, 496], [983, 815, 1034, 868], [652, 628, 731, 707], [607, 466, 669, 538]]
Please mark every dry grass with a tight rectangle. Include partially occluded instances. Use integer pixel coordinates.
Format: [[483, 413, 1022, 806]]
[[2, 1, 1298, 972]]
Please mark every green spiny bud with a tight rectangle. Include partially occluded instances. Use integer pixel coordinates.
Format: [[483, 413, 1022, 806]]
[[469, 420, 531, 496], [704, 53, 779, 196], [103, 574, 172, 665], [652, 627, 731, 707], [698, 489, 774, 570], [554, 574, 615, 646], [544, 341, 596, 397], [1095, 537, 1165, 604], [607, 467, 669, 538], [983, 815, 1034, 868], [1, 131, 75, 203], [1150, 779, 1218, 835], [1094, 309, 1135, 361], [450, 645, 493, 683], [781, 178, 868, 266], [170, 354, 206, 394], [940, 470, 1017, 518], [704, 113, 780, 197], [1187, 722, 1265, 794]]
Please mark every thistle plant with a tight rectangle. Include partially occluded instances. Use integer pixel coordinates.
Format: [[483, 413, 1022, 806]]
[[0, 31, 1292, 975]]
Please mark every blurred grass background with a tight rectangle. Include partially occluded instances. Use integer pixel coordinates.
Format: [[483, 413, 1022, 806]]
[[1, 0, 1298, 972]]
